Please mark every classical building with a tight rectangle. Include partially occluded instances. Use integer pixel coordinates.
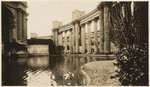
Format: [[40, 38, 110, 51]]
[[2, 1, 28, 56], [27, 33, 53, 56], [30, 33, 38, 39], [27, 39, 53, 56], [52, 2, 118, 54]]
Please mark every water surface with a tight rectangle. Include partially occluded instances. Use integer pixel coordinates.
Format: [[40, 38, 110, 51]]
[[2, 56, 97, 86]]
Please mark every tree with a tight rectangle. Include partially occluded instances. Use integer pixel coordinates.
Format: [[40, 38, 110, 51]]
[[110, 2, 148, 86]]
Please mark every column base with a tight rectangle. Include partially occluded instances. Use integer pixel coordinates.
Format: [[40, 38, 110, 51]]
[[93, 52, 99, 54], [82, 52, 85, 54]]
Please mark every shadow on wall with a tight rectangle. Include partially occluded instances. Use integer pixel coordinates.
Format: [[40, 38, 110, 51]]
[[49, 43, 63, 55]]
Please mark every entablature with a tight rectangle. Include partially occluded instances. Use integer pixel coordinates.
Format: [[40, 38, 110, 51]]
[[59, 23, 72, 32]]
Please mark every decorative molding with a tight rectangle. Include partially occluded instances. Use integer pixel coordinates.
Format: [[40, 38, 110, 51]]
[[59, 23, 72, 32], [103, 2, 112, 8], [79, 8, 99, 25], [87, 20, 92, 24], [81, 23, 85, 27], [52, 28, 59, 33], [93, 17, 99, 22], [97, 2, 104, 11], [4, 5, 17, 17], [2, 2, 28, 13], [52, 3, 104, 33]]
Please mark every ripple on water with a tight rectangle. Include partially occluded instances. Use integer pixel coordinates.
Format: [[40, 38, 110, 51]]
[[3, 56, 96, 86], [24, 69, 57, 86]]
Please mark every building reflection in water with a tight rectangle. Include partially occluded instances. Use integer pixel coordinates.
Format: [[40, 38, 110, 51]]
[[24, 70, 57, 86], [63, 56, 96, 70], [2, 56, 97, 86], [27, 57, 49, 68]]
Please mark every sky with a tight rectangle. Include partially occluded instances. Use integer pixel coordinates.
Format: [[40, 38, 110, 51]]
[[27, 0, 99, 39]]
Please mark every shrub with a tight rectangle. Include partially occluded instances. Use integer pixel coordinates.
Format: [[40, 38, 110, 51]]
[[114, 43, 148, 85]]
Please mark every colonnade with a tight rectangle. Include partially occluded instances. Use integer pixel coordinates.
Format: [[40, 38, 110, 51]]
[[3, 2, 28, 43], [52, 2, 112, 54], [17, 9, 28, 41]]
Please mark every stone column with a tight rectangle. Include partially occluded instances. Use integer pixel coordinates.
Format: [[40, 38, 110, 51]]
[[75, 20, 80, 53], [59, 32, 63, 46], [69, 29, 72, 53], [52, 29, 55, 41], [64, 31, 67, 53], [71, 23, 75, 53], [104, 3, 111, 53], [24, 17, 28, 41], [22, 13, 25, 41], [62, 32, 64, 46], [93, 17, 99, 54], [87, 56, 90, 63], [98, 3, 104, 53], [9, 17, 17, 42], [55, 29, 58, 46], [17, 10, 22, 41], [81, 24, 86, 53], [22, 12, 28, 41], [87, 21, 92, 54], [76, 58, 79, 69], [58, 34, 60, 45], [54, 30, 56, 44]]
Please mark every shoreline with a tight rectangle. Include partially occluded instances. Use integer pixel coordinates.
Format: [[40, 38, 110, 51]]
[[80, 60, 121, 86]]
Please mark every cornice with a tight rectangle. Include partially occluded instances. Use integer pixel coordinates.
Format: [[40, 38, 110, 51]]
[[2, 2, 28, 12], [59, 23, 72, 32], [51, 2, 112, 32], [79, 8, 99, 25]]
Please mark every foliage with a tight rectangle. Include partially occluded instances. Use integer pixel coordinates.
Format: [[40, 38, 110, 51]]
[[110, 2, 148, 86], [114, 43, 148, 85]]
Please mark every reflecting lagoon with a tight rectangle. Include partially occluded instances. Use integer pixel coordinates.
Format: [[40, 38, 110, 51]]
[[2, 56, 97, 86]]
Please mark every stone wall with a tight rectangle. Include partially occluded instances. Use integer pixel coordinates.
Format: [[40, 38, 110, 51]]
[[28, 45, 49, 55]]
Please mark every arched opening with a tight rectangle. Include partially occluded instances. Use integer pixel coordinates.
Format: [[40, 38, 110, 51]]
[[91, 48, 94, 53], [67, 45, 69, 53], [2, 6, 14, 42], [2, 5, 15, 55]]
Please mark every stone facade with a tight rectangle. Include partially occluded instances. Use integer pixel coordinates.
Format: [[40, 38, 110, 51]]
[[31, 33, 38, 38], [2, 1, 28, 56], [72, 9, 85, 20], [2, 1, 28, 42], [52, 20, 63, 28], [51, 2, 118, 54], [27, 39, 53, 56], [28, 45, 49, 56]]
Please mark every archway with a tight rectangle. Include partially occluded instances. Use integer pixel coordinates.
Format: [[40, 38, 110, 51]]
[[67, 45, 69, 53], [2, 5, 17, 56]]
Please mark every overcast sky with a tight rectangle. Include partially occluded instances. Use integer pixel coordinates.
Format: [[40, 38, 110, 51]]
[[27, 0, 99, 38]]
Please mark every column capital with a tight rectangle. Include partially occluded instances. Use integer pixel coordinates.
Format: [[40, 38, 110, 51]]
[[71, 21, 75, 25], [69, 29, 72, 32], [87, 20, 92, 25], [97, 2, 104, 11], [64, 30, 68, 33], [103, 2, 112, 8], [93, 17, 99, 22], [24, 12, 29, 21], [52, 28, 59, 31], [97, 2, 112, 11], [58, 32, 61, 35], [71, 19, 80, 24], [81, 23, 85, 27], [59, 31, 63, 34], [24, 11, 29, 17]]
